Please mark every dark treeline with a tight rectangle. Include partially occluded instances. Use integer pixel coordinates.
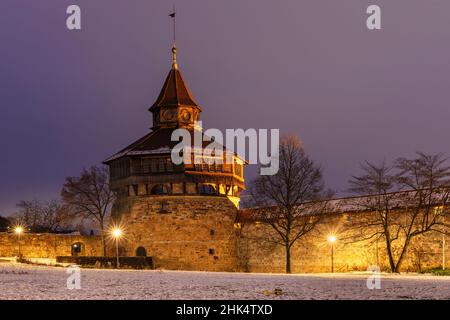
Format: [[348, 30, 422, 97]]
[[0, 216, 9, 232]]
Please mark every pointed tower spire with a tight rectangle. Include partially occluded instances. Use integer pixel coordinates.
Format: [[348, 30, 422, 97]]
[[148, 8, 201, 130], [169, 6, 178, 70]]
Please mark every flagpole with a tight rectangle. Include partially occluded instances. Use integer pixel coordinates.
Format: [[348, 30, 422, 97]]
[[172, 5, 176, 45], [169, 6, 177, 69]]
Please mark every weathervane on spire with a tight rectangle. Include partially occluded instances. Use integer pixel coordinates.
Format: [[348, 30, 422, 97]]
[[169, 6, 178, 69]]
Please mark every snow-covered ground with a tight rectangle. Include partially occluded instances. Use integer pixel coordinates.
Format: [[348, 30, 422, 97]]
[[1, 259, 450, 300]]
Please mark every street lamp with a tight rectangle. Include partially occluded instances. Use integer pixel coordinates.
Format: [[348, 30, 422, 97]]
[[111, 227, 123, 268], [434, 205, 446, 270], [14, 226, 24, 257], [327, 235, 337, 273]]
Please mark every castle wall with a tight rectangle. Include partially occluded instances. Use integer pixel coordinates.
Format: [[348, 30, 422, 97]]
[[1, 205, 448, 273], [0, 233, 102, 258], [115, 195, 241, 272], [237, 213, 449, 273]]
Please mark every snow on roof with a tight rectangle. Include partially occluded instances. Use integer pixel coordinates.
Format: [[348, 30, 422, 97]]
[[239, 189, 450, 221], [104, 147, 173, 163]]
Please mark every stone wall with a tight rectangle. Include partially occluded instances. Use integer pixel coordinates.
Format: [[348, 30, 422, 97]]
[[0, 233, 102, 258], [1, 199, 448, 273], [115, 195, 241, 272], [237, 212, 449, 273]]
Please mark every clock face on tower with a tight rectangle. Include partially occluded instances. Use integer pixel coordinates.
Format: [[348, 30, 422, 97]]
[[162, 109, 176, 121], [180, 110, 191, 121]]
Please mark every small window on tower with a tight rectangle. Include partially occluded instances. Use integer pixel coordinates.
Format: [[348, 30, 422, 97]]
[[157, 158, 165, 172], [235, 163, 243, 177], [151, 159, 158, 172], [198, 184, 216, 195], [151, 184, 169, 195], [142, 158, 152, 173], [166, 158, 174, 171], [208, 249, 215, 255]]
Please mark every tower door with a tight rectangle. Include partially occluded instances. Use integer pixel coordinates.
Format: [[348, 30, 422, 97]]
[[136, 247, 147, 257]]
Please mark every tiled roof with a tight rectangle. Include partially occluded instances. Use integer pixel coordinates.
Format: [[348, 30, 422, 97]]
[[149, 66, 200, 111], [104, 128, 234, 163]]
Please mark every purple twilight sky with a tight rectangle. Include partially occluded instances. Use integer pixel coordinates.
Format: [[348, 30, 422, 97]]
[[1, 0, 450, 215]]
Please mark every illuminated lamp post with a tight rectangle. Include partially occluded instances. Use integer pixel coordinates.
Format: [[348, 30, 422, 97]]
[[14, 226, 24, 258], [111, 228, 123, 268], [327, 235, 337, 273]]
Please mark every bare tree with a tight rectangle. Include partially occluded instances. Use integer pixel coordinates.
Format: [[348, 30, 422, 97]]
[[348, 153, 450, 273], [249, 135, 332, 273], [15, 199, 75, 233], [61, 166, 115, 256], [394, 152, 450, 270], [347, 161, 403, 272]]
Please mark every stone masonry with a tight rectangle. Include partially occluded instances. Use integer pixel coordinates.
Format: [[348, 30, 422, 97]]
[[115, 195, 240, 271], [0, 233, 102, 258], [0, 203, 448, 273]]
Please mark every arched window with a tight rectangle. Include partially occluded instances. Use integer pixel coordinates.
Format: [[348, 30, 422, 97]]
[[150, 184, 169, 195], [136, 247, 147, 257], [71, 242, 83, 257], [198, 184, 216, 195]]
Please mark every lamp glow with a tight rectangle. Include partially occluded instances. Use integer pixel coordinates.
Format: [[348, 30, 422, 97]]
[[327, 235, 337, 243], [111, 228, 123, 239], [14, 226, 24, 235]]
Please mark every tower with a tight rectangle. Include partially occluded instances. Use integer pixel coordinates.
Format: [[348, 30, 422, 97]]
[[149, 45, 202, 130], [104, 43, 245, 205], [103, 26, 245, 271]]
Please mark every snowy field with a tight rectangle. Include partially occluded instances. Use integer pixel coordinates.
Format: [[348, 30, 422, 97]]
[[1, 259, 450, 300]]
